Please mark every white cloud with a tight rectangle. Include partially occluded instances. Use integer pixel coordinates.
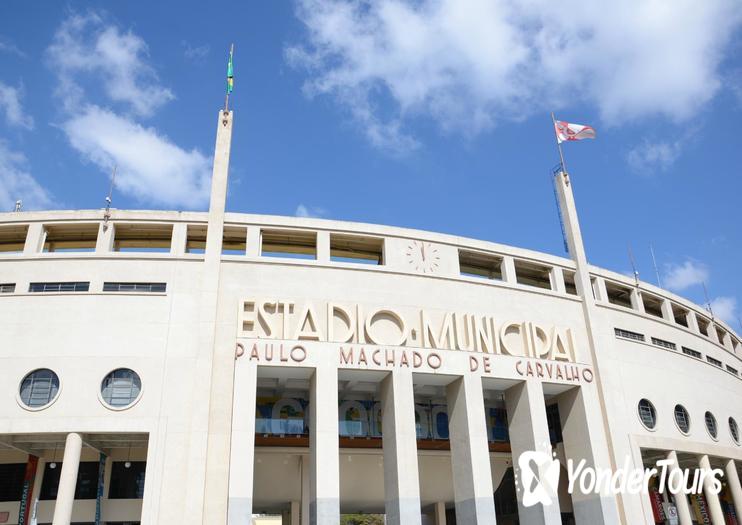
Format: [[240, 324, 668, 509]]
[[0, 141, 53, 211], [47, 12, 174, 116], [45, 13, 211, 209], [664, 260, 709, 291], [0, 38, 26, 58], [61, 105, 211, 209], [183, 41, 210, 62], [710, 296, 739, 325], [0, 82, 33, 130], [288, 0, 742, 150], [295, 204, 327, 218], [627, 139, 683, 174]]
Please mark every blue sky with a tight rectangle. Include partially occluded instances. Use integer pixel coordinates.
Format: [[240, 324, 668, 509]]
[[1, 1, 741, 325]]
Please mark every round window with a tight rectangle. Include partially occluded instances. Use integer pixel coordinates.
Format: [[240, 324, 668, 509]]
[[730, 417, 740, 445], [101, 369, 142, 408], [674, 405, 690, 434], [19, 369, 60, 409], [705, 411, 718, 439], [638, 399, 657, 430]]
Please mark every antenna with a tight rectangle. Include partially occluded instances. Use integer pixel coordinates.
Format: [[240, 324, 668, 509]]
[[627, 244, 640, 288], [649, 243, 662, 288], [14, 200, 22, 212], [702, 281, 714, 321], [103, 166, 116, 231]]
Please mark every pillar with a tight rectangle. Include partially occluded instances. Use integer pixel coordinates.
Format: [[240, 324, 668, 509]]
[[666, 451, 693, 525], [446, 374, 497, 524], [227, 361, 257, 524], [505, 381, 561, 525], [434, 501, 447, 525], [699, 455, 725, 525], [557, 387, 620, 524], [51, 433, 83, 525], [290, 500, 300, 525], [310, 365, 340, 524], [301, 456, 310, 525], [316, 231, 330, 263], [380, 369, 422, 525], [724, 459, 742, 521]]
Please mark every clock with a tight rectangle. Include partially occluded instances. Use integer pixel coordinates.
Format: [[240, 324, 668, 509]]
[[406, 241, 440, 274]]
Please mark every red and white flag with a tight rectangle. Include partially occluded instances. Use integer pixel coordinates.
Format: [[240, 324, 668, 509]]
[[554, 120, 596, 144]]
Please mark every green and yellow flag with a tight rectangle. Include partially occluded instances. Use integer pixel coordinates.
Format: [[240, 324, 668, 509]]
[[227, 45, 234, 94]]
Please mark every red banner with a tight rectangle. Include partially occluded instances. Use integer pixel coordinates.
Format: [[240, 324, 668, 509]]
[[18, 455, 38, 525]]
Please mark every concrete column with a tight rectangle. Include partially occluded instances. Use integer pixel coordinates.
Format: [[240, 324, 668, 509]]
[[51, 432, 83, 525], [660, 299, 675, 322], [23, 223, 45, 254], [666, 451, 693, 525], [170, 223, 188, 255], [310, 365, 340, 525], [380, 369, 422, 525], [446, 374, 497, 524], [724, 459, 742, 521], [227, 360, 257, 525], [301, 456, 310, 525], [592, 277, 607, 302], [247, 226, 261, 257], [699, 455, 725, 525], [552, 268, 566, 294], [434, 501, 447, 525], [290, 500, 300, 525], [316, 231, 330, 263], [95, 221, 115, 253], [686, 312, 700, 333], [557, 387, 620, 524], [631, 290, 644, 313], [501, 256, 517, 284], [505, 380, 561, 525]]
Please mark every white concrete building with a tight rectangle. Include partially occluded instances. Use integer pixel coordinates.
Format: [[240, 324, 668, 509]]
[[0, 110, 741, 525]]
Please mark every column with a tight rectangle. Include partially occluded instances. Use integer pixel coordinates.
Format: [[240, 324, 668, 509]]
[[227, 361, 257, 525], [316, 231, 330, 263], [699, 455, 725, 525], [446, 375, 497, 524], [724, 459, 742, 521], [381, 369, 422, 525], [51, 433, 83, 525], [290, 500, 300, 525], [505, 381, 561, 525], [310, 365, 340, 525], [557, 387, 620, 524], [301, 456, 310, 525], [666, 451, 693, 525], [434, 501, 447, 525]]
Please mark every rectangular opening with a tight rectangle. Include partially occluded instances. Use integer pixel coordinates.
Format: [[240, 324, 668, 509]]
[[0, 224, 28, 253], [103, 282, 167, 293], [459, 249, 502, 280], [605, 281, 633, 309], [223, 226, 247, 255], [614, 327, 645, 342], [330, 234, 384, 265], [113, 223, 173, 253], [0, 283, 15, 293], [29, 282, 90, 293], [706, 356, 722, 368], [715, 326, 727, 346], [671, 304, 689, 327], [727, 365, 738, 376], [651, 337, 676, 350], [642, 294, 664, 318], [563, 270, 578, 295], [514, 260, 552, 290], [261, 229, 316, 260], [42, 223, 98, 252], [186, 224, 207, 254], [696, 315, 710, 337], [682, 347, 702, 359]]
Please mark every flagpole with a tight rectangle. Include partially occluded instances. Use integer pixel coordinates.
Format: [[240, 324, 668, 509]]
[[551, 112, 568, 175]]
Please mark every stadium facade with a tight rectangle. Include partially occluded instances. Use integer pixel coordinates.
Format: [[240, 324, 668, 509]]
[[0, 110, 741, 525]]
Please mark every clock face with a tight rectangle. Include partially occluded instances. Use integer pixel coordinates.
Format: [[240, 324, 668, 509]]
[[406, 241, 440, 274]]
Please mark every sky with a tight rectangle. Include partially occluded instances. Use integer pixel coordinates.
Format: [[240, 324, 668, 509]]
[[1, 1, 741, 327]]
